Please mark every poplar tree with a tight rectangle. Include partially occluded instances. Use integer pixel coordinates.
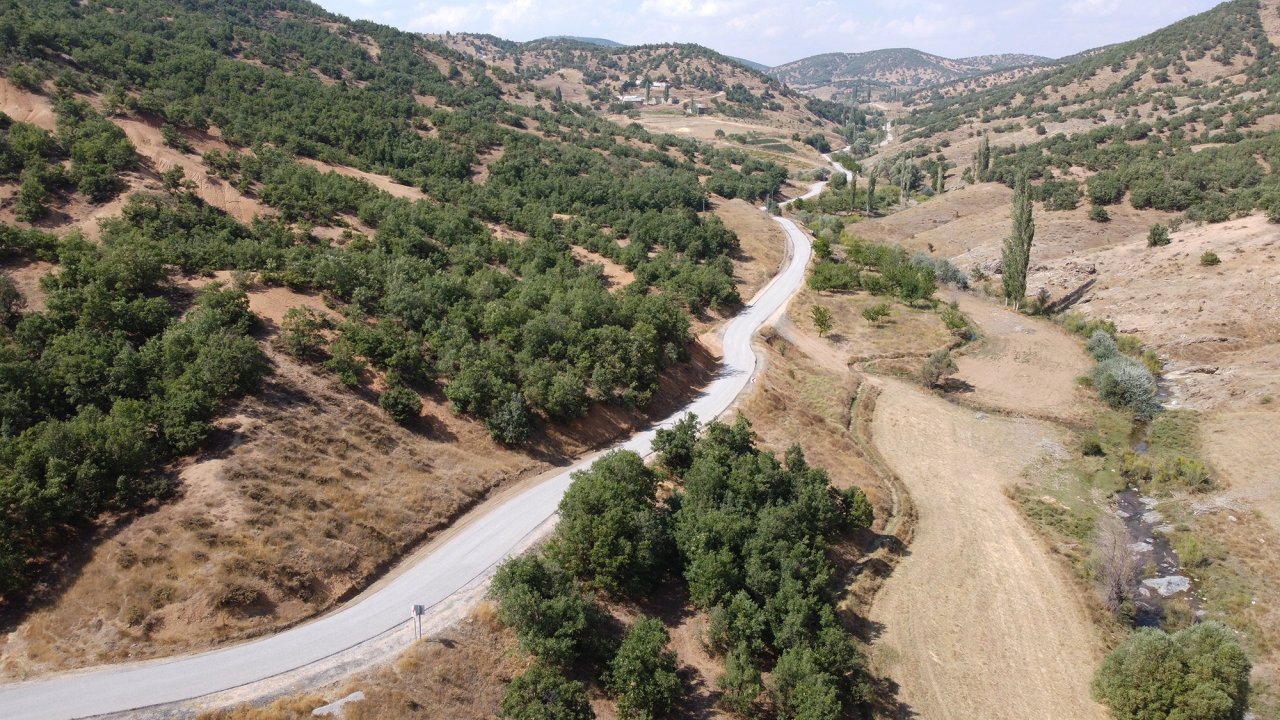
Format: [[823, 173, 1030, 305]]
[[975, 134, 991, 181], [865, 171, 877, 215], [1002, 173, 1035, 308]]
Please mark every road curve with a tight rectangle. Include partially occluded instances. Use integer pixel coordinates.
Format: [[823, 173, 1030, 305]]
[[0, 210, 815, 720]]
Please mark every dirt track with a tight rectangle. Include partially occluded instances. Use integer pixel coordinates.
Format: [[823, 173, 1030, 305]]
[[866, 378, 1107, 720]]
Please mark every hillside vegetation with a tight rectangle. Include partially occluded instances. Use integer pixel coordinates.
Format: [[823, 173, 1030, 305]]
[[771, 49, 1052, 100], [0, 0, 795, 604], [435, 33, 836, 132]]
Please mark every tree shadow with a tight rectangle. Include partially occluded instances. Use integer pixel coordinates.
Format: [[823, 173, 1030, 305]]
[[939, 377, 975, 394], [1048, 278, 1096, 314]]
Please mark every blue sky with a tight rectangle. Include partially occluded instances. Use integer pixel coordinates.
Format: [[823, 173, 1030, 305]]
[[313, 0, 1226, 66]]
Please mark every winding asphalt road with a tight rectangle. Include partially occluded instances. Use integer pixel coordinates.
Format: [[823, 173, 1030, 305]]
[[1, 188, 821, 719]]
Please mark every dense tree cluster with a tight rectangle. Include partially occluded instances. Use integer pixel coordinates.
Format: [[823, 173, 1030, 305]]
[[1093, 622, 1250, 720], [808, 238, 943, 303], [0, 224, 265, 596], [490, 418, 874, 718]]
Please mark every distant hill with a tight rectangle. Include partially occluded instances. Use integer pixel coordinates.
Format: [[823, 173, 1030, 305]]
[[729, 55, 771, 73], [769, 49, 1052, 98], [537, 35, 626, 48], [434, 34, 835, 131]]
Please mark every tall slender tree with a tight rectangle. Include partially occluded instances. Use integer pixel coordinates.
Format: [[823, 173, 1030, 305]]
[[975, 134, 991, 181], [1002, 173, 1035, 308], [865, 169, 877, 215]]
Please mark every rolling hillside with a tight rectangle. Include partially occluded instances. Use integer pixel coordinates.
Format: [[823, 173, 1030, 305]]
[[434, 33, 834, 132], [770, 48, 1052, 99], [0, 0, 802, 662]]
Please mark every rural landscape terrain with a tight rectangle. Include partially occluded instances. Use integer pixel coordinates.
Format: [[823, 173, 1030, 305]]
[[0, 0, 1277, 719]]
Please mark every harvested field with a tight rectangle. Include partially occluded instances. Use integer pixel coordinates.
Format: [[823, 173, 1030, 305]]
[[948, 291, 1094, 424], [866, 377, 1107, 720]]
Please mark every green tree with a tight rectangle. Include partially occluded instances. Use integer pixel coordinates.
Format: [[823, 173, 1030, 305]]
[[279, 306, 329, 359], [865, 171, 877, 215], [1092, 622, 1250, 720], [487, 391, 533, 445], [16, 170, 47, 222], [500, 663, 595, 720], [975, 134, 991, 181], [810, 305, 833, 337], [552, 450, 669, 595], [1001, 173, 1035, 307], [653, 413, 699, 477], [491, 555, 597, 667], [607, 617, 681, 720], [378, 383, 422, 424]]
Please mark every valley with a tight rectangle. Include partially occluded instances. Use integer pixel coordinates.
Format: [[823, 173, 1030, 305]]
[[1, 0, 1278, 719]]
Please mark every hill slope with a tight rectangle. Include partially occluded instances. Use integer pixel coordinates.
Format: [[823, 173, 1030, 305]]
[[770, 48, 1052, 99], [434, 33, 834, 131]]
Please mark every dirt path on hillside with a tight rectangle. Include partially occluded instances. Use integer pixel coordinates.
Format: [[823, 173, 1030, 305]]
[[949, 291, 1093, 424], [867, 378, 1106, 720]]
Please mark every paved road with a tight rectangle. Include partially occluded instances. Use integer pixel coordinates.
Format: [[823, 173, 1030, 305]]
[[0, 206, 815, 720]]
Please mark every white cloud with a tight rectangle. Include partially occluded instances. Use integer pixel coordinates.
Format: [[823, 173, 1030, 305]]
[[639, 0, 736, 19], [408, 4, 480, 31], [1065, 0, 1121, 16]]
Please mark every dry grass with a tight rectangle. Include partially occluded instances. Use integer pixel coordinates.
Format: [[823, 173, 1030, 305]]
[[712, 198, 787, 302]]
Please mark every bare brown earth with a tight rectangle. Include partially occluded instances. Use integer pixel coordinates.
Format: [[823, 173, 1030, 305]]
[[866, 377, 1107, 720], [949, 291, 1094, 424], [1201, 410, 1280, 534], [114, 117, 274, 224], [1033, 214, 1280, 411], [296, 158, 429, 203], [570, 245, 635, 291], [0, 77, 56, 132], [0, 258, 53, 313]]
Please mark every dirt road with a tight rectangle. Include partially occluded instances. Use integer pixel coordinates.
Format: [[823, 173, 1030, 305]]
[[867, 378, 1107, 720]]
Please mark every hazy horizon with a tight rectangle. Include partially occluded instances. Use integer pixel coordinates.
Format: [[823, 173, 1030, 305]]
[[313, 0, 1226, 66]]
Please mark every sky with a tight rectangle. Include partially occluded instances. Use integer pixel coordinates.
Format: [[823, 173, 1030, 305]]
[[312, 0, 1227, 66]]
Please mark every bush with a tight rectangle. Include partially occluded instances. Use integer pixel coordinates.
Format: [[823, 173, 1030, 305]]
[[1086, 329, 1119, 361], [1092, 622, 1250, 720], [491, 555, 598, 667], [1092, 357, 1160, 419], [378, 383, 422, 424], [607, 617, 681, 720], [920, 349, 958, 389], [861, 303, 890, 324], [1089, 205, 1111, 223], [500, 664, 593, 720], [1200, 250, 1221, 266], [1147, 224, 1171, 247], [279, 306, 329, 359]]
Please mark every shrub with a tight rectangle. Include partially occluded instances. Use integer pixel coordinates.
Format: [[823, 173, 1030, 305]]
[[920, 349, 958, 389], [279, 306, 329, 359], [1086, 329, 1119, 361], [1155, 455, 1214, 492], [486, 391, 532, 445], [1200, 250, 1221, 266], [1147, 224, 1171, 247], [1092, 357, 1160, 419], [607, 617, 681, 720], [861, 303, 890, 324], [378, 383, 422, 424], [500, 664, 593, 720], [1092, 622, 1250, 720], [1089, 205, 1111, 223]]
